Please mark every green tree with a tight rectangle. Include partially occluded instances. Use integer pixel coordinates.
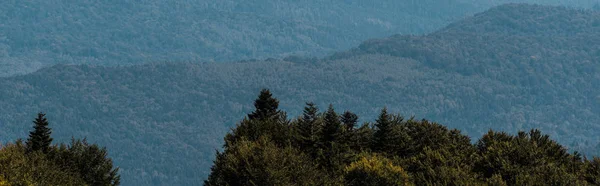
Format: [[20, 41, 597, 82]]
[[341, 111, 358, 131], [584, 157, 600, 184], [371, 108, 404, 155], [205, 137, 325, 186], [295, 102, 321, 158], [317, 104, 348, 173], [321, 104, 342, 145], [0, 140, 85, 185], [26, 113, 53, 153], [49, 138, 121, 186], [344, 154, 412, 186], [225, 90, 290, 147], [248, 89, 281, 121]]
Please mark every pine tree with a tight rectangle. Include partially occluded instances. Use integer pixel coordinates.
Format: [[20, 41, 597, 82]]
[[321, 104, 342, 145], [372, 108, 401, 154], [248, 89, 281, 121], [26, 113, 53, 153], [341, 111, 358, 132], [296, 102, 320, 155], [317, 105, 348, 173]]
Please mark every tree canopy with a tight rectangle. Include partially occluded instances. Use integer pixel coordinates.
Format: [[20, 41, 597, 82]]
[[206, 90, 600, 185]]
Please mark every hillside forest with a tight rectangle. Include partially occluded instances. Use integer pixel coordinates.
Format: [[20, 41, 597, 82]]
[[1, 2, 600, 186], [205, 89, 600, 185]]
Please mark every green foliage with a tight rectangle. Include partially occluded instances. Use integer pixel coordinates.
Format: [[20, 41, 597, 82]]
[[584, 157, 600, 184], [26, 113, 53, 153], [294, 102, 321, 158], [344, 154, 411, 186], [205, 137, 324, 186], [0, 141, 85, 186], [207, 90, 600, 185], [1, 114, 120, 186], [2, 3, 600, 185], [49, 138, 120, 186], [341, 111, 359, 131], [320, 105, 343, 146], [248, 89, 282, 121], [372, 108, 406, 155]]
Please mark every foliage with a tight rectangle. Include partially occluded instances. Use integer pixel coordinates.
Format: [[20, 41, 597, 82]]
[[25, 112, 53, 153], [206, 90, 600, 185], [248, 89, 282, 121], [0, 1, 594, 77], [49, 138, 120, 186], [204, 137, 323, 186], [2, 3, 600, 185], [0, 114, 120, 186], [344, 154, 411, 186], [0, 141, 85, 186]]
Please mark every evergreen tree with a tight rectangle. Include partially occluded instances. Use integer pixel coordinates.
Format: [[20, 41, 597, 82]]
[[26, 113, 53, 153], [341, 111, 359, 132], [317, 104, 348, 173], [321, 104, 342, 145], [372, 108, 402, 154], [248, 89, 281, 121], [295, 102, 321, 156]]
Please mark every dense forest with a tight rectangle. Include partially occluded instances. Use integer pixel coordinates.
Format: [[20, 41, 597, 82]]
[[0, 113, 119, 185], [1, 3, 600, 186], [206, 89, 600, 185], [0, 0, 596, 77]]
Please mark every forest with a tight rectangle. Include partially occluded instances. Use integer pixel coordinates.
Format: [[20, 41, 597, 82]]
[[0, 0, 596, 77], [1, 2, 600, 186], [0, 113, 119, 185], [206, 89, 600, 185]]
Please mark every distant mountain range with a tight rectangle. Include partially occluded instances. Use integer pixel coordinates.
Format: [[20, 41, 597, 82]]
[[0, 0, 595, 77], [2, 2, 600, 186]]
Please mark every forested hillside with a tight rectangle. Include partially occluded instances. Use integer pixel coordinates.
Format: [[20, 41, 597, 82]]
[[0, 0, 595, 77], [0, 113, 119, 185], [205, 90, 600, 185], [2, 3, 600, 186]]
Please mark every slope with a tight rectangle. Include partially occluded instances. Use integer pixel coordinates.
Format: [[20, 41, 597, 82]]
[[2, 3, 600, 185], [0, 0, 595, 77]]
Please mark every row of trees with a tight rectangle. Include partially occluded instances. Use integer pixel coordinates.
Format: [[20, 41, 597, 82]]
[[0, 113, 120, 185], [205, 89, 600, 185]]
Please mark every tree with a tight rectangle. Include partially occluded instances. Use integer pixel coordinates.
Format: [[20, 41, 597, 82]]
[[26, 113, 53, 153], [341, 111, 359, 131], [248, 89, 281, 121], [321, 104, 342, 145], [584, 157, 600, 184], [372, 108, 403, 154], [295, 102, 321, 157], [344, 154, 412, 186], [205, 137, 325, 186], [0, 141, 85, 185], [317, 104, 348, 172], [49, 138, 121, 186]]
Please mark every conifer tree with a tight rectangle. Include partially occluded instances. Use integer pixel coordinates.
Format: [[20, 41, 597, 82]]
[[317, 104, 348, 173], [26, 113, 53, 153], [321, 104, 342, 145], [248, 89, 281, 121], [372, 108, 401, 154], [341, 111, 358, 132], [296, 102, 320, 155]]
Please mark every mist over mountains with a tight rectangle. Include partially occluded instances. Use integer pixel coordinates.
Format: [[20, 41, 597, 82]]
[[0, 0, 596, 77], [2, 1, 600, 186]]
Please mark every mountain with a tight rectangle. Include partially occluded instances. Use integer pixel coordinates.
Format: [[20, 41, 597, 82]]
[[2, 3, 600, 185], [0, 0, 596, 77]]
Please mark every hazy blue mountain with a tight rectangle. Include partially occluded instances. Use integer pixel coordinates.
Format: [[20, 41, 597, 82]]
[[0, 0, 596, 77], [2, 2, 600, 186]]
